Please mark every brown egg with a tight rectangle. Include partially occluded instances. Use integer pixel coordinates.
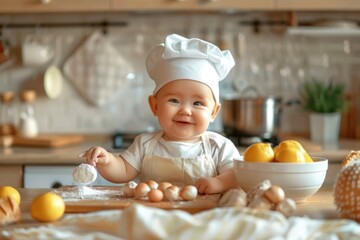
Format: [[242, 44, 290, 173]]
[[164, 185, 180, 201], [134, 183, 151, 198], [147, 189, 164, 202], [275, 198, 297, 217], [121, 181, 137, 197], [180, 185, 198, 201], [264, 185, 285, 204], [158, 182, 173, 192], [146, 180, 159, 190]]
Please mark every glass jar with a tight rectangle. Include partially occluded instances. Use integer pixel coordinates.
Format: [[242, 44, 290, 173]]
[[19, 90, 38, 137]]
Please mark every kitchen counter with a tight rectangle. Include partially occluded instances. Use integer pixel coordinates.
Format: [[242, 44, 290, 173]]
[[0, 184, 341, 231], [0, 135, 120, 165], [1, 135, 359, 165]]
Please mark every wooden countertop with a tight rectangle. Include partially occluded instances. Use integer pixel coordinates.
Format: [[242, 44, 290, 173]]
[[1, 184, 341, 231]]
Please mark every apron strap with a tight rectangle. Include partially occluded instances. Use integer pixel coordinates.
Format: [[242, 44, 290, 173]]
[[201, 132, 212, 157], [144, 131, 163, 157]]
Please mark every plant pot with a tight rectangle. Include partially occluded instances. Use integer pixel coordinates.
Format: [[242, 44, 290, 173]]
[[310, 112, 341, 146]]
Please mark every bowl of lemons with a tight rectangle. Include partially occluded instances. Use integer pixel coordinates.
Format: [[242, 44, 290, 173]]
[[234, 140, 328, 202]]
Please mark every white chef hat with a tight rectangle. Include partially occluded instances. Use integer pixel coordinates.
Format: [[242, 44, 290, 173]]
[[145, 34, 235, 103]]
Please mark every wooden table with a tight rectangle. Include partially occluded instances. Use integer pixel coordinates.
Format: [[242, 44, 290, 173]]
[[2, 184, 340, 230]]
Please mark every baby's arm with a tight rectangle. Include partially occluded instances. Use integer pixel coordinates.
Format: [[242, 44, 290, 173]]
[[195, 169, 239, 194], [79, 146, 139, 183]]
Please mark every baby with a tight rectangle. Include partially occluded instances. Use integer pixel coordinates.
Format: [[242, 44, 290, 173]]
[[80, 34, 241, 194]]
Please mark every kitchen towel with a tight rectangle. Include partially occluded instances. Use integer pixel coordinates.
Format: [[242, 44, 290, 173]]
[[64, 31, 133, 107], [2, 204, 360, 240]]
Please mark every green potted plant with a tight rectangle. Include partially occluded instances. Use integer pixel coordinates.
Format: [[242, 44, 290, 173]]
[[299, 79, 348, 146]]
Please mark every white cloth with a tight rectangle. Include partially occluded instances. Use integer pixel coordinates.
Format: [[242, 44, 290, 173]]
[[120, 131, 240, 182], [2, 204, 360, 240], [145, 34, 235, 103], [139, 131, 217, 185]]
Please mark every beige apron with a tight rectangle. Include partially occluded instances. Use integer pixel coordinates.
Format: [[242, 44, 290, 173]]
[[140, 131, 217, 185]]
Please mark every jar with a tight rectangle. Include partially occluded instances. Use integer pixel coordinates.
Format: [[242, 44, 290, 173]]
[[18, 90, 38, 138]]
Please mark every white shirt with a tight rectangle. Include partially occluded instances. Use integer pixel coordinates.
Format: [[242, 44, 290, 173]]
[[120, 131, 241, 175]]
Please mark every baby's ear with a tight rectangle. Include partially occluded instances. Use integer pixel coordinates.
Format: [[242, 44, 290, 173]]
[[148, 95, 158, 116], [210, 103, 221, 122]]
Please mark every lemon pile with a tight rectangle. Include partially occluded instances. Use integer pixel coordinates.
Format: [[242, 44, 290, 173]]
[[243, 140, 313, 163]]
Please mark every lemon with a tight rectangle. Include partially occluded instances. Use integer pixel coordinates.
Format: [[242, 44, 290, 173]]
[[31, 192, 65, 222], [0, 186, 21, 205], [276, 140, 313, 163], [278, 140, 304, 151], [243, 142, 275, 162], [275, 147, 306, 163]]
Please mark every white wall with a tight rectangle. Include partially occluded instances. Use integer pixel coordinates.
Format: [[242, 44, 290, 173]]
[[0, 13, 359, 136]]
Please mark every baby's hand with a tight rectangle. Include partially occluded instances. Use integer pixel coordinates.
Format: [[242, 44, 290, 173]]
[[78, 146, 110, 167], [195, 177, 225, 194]]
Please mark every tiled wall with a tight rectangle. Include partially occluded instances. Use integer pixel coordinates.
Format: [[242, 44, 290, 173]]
[[0, 13, 359, 136]]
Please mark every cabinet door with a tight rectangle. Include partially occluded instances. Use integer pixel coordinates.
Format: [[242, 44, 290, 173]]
[[276, 0, 360, 10], [0, 165, 23, 188], [0, 0, 111, 13], [111, 0, 275, 12]]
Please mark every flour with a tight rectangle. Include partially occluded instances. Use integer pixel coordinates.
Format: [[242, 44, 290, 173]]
[[73, 163, 97, 185], [53, 186, 123, 201]]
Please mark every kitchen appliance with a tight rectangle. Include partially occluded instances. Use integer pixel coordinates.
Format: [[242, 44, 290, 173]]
[[112, 132, 138, 149], [222, 96, 283, 146]]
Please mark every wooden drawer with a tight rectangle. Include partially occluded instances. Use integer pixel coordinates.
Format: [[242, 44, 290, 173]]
[[0, 165, 23, 188]]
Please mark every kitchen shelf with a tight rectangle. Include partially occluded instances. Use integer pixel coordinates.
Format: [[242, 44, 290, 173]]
[[286, 26, 360, 36]]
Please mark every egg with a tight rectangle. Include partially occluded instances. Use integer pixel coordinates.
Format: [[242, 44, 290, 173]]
[[146, 180, 159, 190], [158, 182, 172, 192], [264, 185, 285, 204], [164, 185, 180, 201], [134, 183, 151, 198], [180, 185, 198, 201], [120, 181, 137, 197], [147, 189, 164, 202]]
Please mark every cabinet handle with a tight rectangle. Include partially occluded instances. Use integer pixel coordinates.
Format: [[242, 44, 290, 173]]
[[40, 0, 51, 4], [51, 181, 63, 188]]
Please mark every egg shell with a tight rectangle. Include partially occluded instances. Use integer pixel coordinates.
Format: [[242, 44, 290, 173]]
[[264, 185, 285, 204], [146, 180, 159, 190], [158, 182, 173, 192], [180, 185, 198, 201], [164, 185, 180, 201], [248, 196, 273, 210], [121, 181, 137, 197], [134, 183, 151, 198], [147, 189, 164, 202], [275, 198, 296, 217]]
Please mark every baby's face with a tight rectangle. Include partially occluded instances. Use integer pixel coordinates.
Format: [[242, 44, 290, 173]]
[[149, 79, 220, 142]]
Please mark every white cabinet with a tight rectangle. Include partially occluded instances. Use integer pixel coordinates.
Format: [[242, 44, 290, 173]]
[[24, 165, 119, 188]]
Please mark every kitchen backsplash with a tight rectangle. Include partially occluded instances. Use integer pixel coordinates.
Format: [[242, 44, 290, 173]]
[[0, 13, 359, 136]]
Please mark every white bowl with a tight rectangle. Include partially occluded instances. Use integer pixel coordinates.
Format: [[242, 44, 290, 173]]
[[233, 157, 328, 202]]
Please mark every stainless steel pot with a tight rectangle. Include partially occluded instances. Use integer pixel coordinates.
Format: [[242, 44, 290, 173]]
[[222, 96, 283, 139]]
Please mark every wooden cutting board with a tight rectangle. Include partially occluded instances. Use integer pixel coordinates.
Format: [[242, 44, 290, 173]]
[[13, 134, 84, 148], [55, 186, 221, 214]]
